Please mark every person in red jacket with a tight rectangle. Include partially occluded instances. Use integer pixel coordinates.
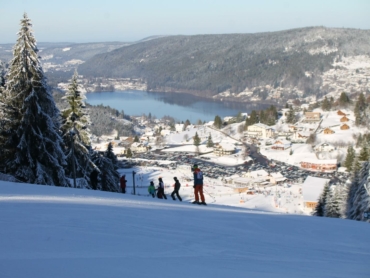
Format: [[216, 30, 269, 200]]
[[120, 175, 127, 193], [192, 164, 206, 205]]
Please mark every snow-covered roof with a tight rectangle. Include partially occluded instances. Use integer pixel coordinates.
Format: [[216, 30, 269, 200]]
[[253, 123, 273, 130], [302, 176, 330, 202], [300, 158, 337, 164], [249, 169, 269, 178]]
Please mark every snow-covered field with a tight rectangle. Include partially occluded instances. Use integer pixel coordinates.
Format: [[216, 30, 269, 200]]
[[0, 181, 369, 278]]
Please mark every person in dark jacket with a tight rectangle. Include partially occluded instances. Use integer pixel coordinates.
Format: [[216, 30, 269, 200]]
[[157, 177, 167, 199], [90, 169, 99, 190], [192, 164, 206, 205], [120, 175, 127, 193], [171, 177, 182, 201]]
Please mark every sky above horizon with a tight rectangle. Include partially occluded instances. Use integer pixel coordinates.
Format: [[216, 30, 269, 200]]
[[1, 0, 369, 44]]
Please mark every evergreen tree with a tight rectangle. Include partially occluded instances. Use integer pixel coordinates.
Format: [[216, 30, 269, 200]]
[[338, 92, 350, 107], [105, 142, 118, 169], [206, 134, 214, 148], [193, 132, 201, 147], [61, 71, 94, 181], [344, 146, 355, 172], [245, 110, 258, 128], [134, 135, 139, 142], [285, 106, 296, 124], [91, 149, 119, 192], [126, 148, 133, 158], [325, 185, 346, 218], [0, 14, 68, 186], [313, 182, 330, 216], [354, 93, 367, 126], [358, 143, 369, 162], [213, 115, 222, 129], [0, 60, 5, 88], [321, 96, 331, 111]]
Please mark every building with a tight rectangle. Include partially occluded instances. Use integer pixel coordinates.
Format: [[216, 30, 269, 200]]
[[323, 128, 335, 134], [130, 142, 147, 153], [337, 110, 346, 116], [268, 172, 286, 184], [340, 123, 350, 130], [314, 143, 336, 152], [213, 142, 235, 156], [340, 116, 349, 122], [291, 131, 310, 143], [271, 139, 291, 150], [302, 112, 321, 123], [300, 158, 337, 172], [245, 123, 275, 139], [302, 176, 330, 210]]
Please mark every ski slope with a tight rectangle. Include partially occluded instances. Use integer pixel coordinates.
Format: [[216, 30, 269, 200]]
[[0, 181, 369, 278]]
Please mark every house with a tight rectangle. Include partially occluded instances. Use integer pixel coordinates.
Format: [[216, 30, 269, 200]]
[[337, 110, 346, 116], [246, 169, 269, 179], [213, 142, 235, 156], [340, 116, 349, 122], [302, 176, 330, 210], [291, 131, 310, 143], [302, 112, 321, 123], [231, 177, 254, 192], [130, 142, 147, 153], [314, 143, 336, 152], [245, 123, 275, 139], [341, 124, 350, 130], [300, 158, 337, 172], [268, 172, 286, 184], [323, 128, 335, 134], [271, 139, 291, 150]]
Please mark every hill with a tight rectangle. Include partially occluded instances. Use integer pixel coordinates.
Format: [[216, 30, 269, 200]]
[[0, 180, 369, 278], [78, 27, 370, 102]]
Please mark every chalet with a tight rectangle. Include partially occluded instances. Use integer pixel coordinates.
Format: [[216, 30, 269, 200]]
[[340, 116, 349, 122], [340, 123, 350, 130], [323, 128, 335, 134], [245, 123, 275, 139], [271, 139, 291, 150], [268, 172, 286, 185], [314, 143, 336, 152], [302, 176, 330, 211], [213, 142, 235, 156], [300, 158, 337, 172], [337, 110, 346, 116], [130, 142, 147, 153], [291, 131, 310, 143], [302, 112, 321, 123]]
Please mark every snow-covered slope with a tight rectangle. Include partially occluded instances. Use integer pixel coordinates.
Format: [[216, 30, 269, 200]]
[[0, 181, 369, 278]]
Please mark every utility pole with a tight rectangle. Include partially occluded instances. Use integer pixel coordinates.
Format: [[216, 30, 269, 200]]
[[132, 170, 136, 195]]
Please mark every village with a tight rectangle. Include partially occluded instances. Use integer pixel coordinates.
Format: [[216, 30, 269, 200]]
[[89, 101, 366, 215]]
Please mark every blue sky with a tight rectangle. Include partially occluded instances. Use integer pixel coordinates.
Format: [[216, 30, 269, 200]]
[[1, 0, 369, 43]]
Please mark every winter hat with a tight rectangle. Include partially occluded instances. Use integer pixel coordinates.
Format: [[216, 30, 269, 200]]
[[174, 177, 178, 180], [193, 164, 198, 169], [150, 181, 154, 186]]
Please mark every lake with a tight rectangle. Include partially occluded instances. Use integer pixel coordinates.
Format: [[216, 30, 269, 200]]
[[85, 90, 268, 123]]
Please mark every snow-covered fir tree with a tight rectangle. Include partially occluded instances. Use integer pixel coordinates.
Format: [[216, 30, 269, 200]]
[[325, 184, 347, 218], [0, 14, 68, 186], [105, 142, 119, 169], [0, 60, 6, 88], [61, 71, 95, 182], [206, 134, 214, 148], [347, 161, 370, 221], [313, 182, 330, 217], [91, 145, 119, 192]]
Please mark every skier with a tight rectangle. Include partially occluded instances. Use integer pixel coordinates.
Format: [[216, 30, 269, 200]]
[[90, 169, 99, 190], [157, 177, 167, 199], [120, 174, 127, 193], [192, 164, 206, 205], [171, 177, 182, 201], [148, 181, 156, 198]]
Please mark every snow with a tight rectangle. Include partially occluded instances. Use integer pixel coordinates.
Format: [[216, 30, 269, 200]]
[[62, 47, 71, 52], [0, 180, 369, 278], [302, 176, 330, 202]]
